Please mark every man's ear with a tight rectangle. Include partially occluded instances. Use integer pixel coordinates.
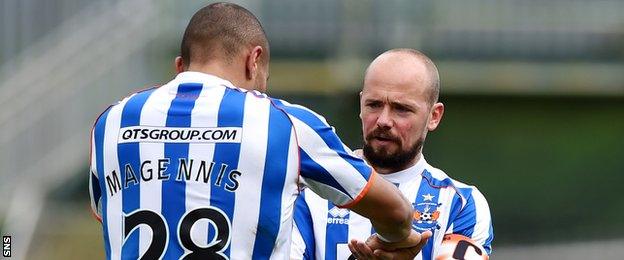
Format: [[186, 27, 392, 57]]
[[359, 91, 364, 119], [174, 56, 185, 74], [427, 102, 445, 131], [246, 46, 263, 80]]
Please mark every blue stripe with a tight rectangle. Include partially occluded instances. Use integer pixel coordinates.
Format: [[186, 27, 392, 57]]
[[324, 201, 349, 260], [448, 188, 494, 254], [451, 187, 478, 237], [252, 106, 292, 258], [118, 89, 156, 258], [485, 223, 494, 254], [272, 99, 371, 179], [90, 173, 101, 210], [162, 83, 202, 259], [447, 193, 464, 228], [299, 149, 351, 198], [414, 170, 443, 260], [94, 107, 112, 259], [293, 192, 316, 260], [422, 170, 456, 189], [209, 88, 246, 257]]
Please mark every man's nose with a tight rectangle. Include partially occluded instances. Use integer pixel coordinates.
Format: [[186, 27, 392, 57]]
[[376, 107, 393, 128]]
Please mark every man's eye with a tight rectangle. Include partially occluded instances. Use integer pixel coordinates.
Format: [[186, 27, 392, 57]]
[[367, 102, 382, 108], [396, 107, 410, 112]]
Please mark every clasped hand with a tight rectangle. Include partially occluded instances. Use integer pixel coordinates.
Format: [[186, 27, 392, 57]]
[[348, 230, 432, 260]]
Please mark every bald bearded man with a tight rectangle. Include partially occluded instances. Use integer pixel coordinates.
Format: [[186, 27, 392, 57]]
[[291, 49, 494, 259]]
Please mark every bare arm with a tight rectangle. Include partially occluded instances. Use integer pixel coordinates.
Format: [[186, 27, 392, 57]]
[[348, 174, 413, 242]]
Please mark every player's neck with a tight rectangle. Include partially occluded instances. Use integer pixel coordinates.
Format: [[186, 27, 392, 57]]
[[186, 61, 252, 91]]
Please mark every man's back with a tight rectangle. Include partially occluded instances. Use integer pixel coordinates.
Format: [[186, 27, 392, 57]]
[[90, 72, 374, 259]]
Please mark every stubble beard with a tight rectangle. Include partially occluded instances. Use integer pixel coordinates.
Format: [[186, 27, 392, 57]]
[[363, 134, 423, 173]]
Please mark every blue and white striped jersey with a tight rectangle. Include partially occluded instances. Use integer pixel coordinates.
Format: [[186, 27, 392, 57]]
[[89, 72, 374, 259], [291, 157, 494, 260]]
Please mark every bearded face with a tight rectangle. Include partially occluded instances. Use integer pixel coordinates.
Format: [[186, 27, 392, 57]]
[[359, 51, 444, 173], [362, 126, 423, 172]]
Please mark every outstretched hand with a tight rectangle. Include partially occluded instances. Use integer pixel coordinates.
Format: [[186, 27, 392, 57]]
[[348, 230, 432, 259]]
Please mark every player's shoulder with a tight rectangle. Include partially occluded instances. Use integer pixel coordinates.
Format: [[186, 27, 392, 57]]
[[268, 97, 331, 128], [421, 162, 488, 206], [92, 85, 163, 129]]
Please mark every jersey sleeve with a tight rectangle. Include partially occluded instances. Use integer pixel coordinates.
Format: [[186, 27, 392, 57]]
[[89, 126, 103, 222], [89, 105, 112, 223], [448, 188, 494, 255], [273, 99, 374, 207], [291, 191, 316, 260]]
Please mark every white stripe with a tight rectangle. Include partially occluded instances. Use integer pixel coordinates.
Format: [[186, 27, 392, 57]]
[[89, 126, 100, 216], [448, 176, 472, 209], [304, 193, 328, 259], [470, 188, 492, 247], [347, 211, 372, 255], [103, 98, 130, 260], [397, 177, 423, 260], [398, 176, 422, 205], [277, 99, 330, 127], [344, 211, 373, 259], [290, 223, 306, 260], [431, 187, 455, 258], [89, 128, 100, 217], [184, 86, 224, 250], [427, 165, 451, 181], [414, 250, 423, 260], [230, 94, 270, 258], [300, 178, 357, 207], [91, 128, 98, 172], [270, 129, 301, 260], [138, 86, 174, 256], [291, 116, 368, 205]]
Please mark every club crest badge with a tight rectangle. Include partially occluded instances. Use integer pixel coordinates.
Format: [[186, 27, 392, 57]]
[[412, 193, 441, 232]]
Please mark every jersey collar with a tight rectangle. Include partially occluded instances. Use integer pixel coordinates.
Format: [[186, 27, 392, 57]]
[[379, 156, 428, 184], [167, 71, 237, 94]]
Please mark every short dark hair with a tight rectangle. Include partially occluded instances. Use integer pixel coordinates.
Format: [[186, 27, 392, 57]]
[[386, 49, 440, 104], [180, 2, 269, 66]]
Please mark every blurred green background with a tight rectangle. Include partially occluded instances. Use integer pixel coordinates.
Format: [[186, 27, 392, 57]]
[[283, 93, 624, 244], [1, 0, 623, 259]]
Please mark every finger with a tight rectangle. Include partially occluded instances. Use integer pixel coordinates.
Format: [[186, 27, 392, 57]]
[[357, 240, 375, 258], [348, 240, 364, 259], [412, 231, 432, 252], [386, 230, 428, 249], [367, 234, 395, 251], [370, 230, 434, 259], [421, 230, 433, 240], [397, 231, 432, 256], [373, 249, 395, 260]]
